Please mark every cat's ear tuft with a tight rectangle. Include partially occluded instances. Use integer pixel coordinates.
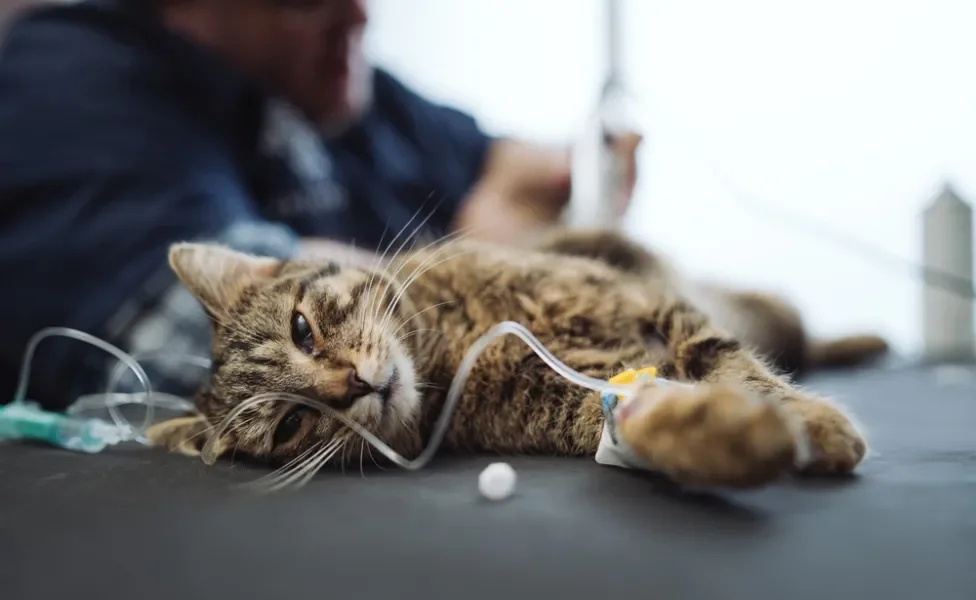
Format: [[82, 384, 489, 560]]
[[146, 415, 229, 458], [168, 243, 280, 315]]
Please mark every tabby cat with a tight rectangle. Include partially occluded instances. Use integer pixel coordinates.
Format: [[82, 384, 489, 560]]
[[148, 229, 886, 488]]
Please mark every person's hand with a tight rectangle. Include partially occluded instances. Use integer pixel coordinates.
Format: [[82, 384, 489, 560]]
[[452, 132, 642, 246], [608, 131, 642, 220]]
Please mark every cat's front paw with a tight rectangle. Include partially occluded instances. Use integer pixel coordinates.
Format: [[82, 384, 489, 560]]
[[786, 399, 867, 475], [616, 383, 801, 489]]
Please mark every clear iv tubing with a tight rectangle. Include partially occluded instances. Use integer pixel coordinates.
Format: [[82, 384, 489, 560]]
[[9, 322, 644, 472], [98, 351, 208, 415], [68, 391, 198, 417], [10, 328, 206, 447], [11, 327, 156, 442], [202, 320, 640, 469], [71, 351, 209, 436]]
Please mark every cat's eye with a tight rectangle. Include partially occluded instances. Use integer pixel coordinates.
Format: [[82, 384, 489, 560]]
[[291, 311, 315, 355], [273, 406, 311, 447]]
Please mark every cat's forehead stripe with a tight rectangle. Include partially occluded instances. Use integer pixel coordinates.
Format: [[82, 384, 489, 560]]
[[294, 263, 342, 302], [311, 280, 370, 328], [312, 268, 364, 304]]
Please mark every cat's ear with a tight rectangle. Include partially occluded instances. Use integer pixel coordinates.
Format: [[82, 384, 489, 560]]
[[168, 243, 280, 315], [146, 415, 228, 458]]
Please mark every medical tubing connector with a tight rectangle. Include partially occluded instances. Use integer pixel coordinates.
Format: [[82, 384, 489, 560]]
[[9, 327, 155, 445]]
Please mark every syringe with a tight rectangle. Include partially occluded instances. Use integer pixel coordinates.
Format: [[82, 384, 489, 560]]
[[0, 401, 131, 453]]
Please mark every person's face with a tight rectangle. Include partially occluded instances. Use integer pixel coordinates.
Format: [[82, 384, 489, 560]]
[[266, 0, 371, 131], [183, 0, 371, 130]]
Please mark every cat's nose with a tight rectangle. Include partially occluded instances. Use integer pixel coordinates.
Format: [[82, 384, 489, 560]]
[[346, 369, 375, 401]]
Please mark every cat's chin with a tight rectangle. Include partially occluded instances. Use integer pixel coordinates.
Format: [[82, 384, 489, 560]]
[[379, 378, 421, 434], [381, 352, 422, 428], [342, 362, 420, 438]]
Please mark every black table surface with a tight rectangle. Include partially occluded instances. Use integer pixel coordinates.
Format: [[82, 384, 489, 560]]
[[2, 366, 974, 600]]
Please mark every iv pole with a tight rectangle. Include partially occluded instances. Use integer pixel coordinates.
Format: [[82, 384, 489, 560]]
[[566, 0, 630, 230], [605, 0, 623, 97]]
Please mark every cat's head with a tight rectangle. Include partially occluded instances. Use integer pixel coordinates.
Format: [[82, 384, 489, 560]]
[[147, 243, 423, 464]]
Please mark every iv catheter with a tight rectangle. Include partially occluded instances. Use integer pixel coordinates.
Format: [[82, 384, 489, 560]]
[[0, 328, 201, 453], [0, 327, 154, 452]]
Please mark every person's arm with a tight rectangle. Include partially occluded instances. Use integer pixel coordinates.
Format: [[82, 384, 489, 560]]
[[452, 138, 573, 245], [455, 131, 643, 245], [371, 71, 642, 245], [356, 70, 571, 246]]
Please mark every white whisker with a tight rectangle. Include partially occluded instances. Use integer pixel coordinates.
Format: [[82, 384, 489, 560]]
[[392, 301, 455, 337], [369, 200, 447, 325], [250, 440, 324, 486], [372, 224, 475, 329], [379, 243, 476, 334], [252, 438, 342, 493], [358, 438, 366, 478]]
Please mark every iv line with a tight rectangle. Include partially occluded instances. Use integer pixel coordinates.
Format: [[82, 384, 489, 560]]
[[203, 321, 648, 470], [2, 321, 662, 479]]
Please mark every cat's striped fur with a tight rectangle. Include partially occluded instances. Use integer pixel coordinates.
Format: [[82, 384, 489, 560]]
[[148, 230, 883, 488]]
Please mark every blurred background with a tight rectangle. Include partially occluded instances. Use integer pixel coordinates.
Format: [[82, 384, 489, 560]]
[[2, 0, 973, 360], [366, 0, 976, 360]]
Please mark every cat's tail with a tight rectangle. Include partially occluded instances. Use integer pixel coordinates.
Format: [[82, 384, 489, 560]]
[[806, 335, 889, 369]]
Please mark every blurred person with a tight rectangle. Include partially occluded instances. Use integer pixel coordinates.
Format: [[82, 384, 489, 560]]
[[0, 0, 639, 409]]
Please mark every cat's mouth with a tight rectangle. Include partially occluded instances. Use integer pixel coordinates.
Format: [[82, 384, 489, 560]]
[[375, 366, 400, 404]]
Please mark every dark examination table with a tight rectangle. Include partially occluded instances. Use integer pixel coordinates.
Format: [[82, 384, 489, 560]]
[[2, 366, 974, 600]]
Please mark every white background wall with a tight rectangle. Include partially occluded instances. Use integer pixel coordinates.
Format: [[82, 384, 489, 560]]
[[366, 0, 976, 357]]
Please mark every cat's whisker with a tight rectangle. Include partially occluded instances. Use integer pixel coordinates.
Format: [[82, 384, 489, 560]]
[[371, 224, 476, 329], [392, 301, 455, 337], [378, 243, 477, 334], [292, 440, 346, 489], [375, 192, 442, 270], [214, 415, 258, 450], [394, 414, 411, 436], [378, 225, 474, 296], [278, 442, 341, 492], [358, 438, 366, 478], [300, 427, 356, 485], [364, 437, 385, 471], [211, 314, 269, 349], [396, 328, 440, 345], [367, 198, 448, 326], [260, 438, 343, 493], [340, 436, 351, 476], [375, 235, 473, 333], [414, 381, 442, 390], [250, 440, 325, 486]]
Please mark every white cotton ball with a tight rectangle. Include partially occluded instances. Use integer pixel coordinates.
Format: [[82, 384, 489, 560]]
[[478, 462, 517, 501]]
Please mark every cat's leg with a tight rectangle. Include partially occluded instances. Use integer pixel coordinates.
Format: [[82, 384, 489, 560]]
[[624, 296, 867, 480], [684, 283, 888, 377], [610, 381, 801, 488], [536, 230, 819, 376], [535, 229, 866, 477]]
